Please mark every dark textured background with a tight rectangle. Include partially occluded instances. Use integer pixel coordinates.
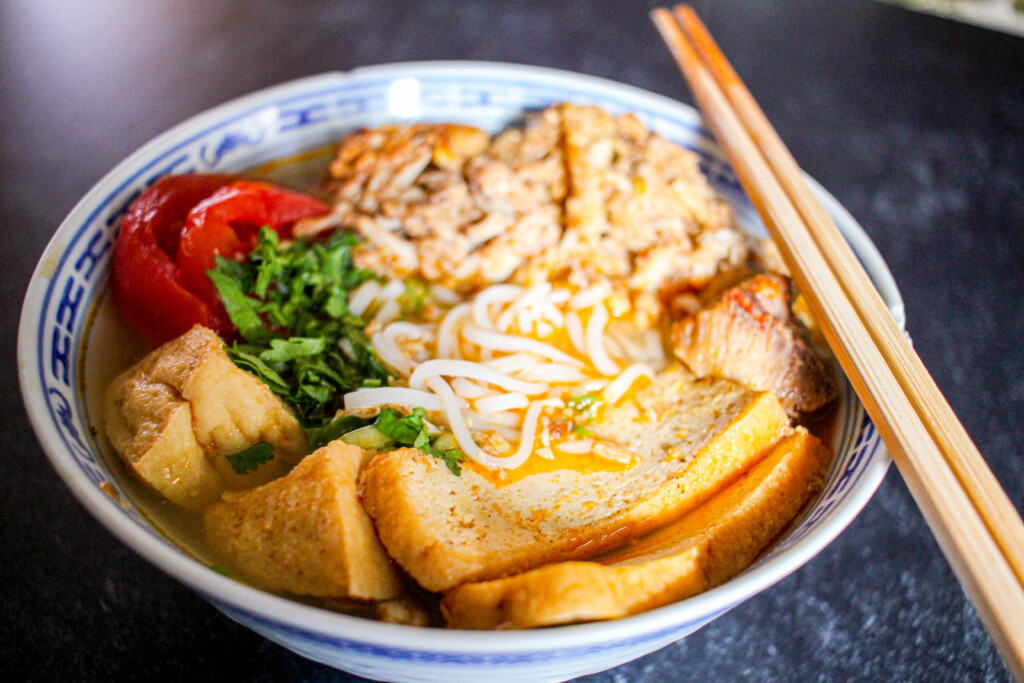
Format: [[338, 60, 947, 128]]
[[2, 0, 1022, 680]]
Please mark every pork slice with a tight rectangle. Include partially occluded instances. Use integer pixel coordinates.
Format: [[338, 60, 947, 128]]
[[672, 273, 836, 417]]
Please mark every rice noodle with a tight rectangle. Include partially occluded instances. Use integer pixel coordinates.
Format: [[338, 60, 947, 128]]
[[565, 311, 586, 357], [371, 330, 415, 376], [343, 268, 660, 471], [344, 387, 443, 412], [425, 376, 483, 461], [428, 283, 460, 305], [463, 409, 521, 441], [473, 399, 564, 470], [483, 353, 540, 374], [602, 363, 654, 405], [474, 392, 529, 415], [536, 302, 565, 328], [437, 303, 470, 359], [349, 280, 382, 317], [586, 303, 620, 376], [569, 281, 610, 310], [549, 288, 571, 305], [461, 325, 581, 366], [374, 299, 401, 325], [471, 284, 524, 329], [473, 410, 522, 427], [495, 283, 552, 332], [519, 364, 589, 383], [384, 321, 432, 342], [450, 377, 496, 399], [409, 359, 548, 395]]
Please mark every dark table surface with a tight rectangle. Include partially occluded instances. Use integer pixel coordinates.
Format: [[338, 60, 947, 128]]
[[3, 0, 1023, 680]]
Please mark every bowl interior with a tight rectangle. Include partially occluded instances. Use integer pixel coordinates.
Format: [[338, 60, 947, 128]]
[[19, 62, 903, 671]]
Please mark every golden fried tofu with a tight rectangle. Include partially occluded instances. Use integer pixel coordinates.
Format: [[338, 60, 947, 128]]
[[361, 367, 791, 592], [204, 441, 402, 600], [442, 428, 830, 629], [103, 325, 306, 508]]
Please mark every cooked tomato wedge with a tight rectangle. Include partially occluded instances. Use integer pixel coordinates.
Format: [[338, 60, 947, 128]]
[[176, 180, 330, 307], [111, 174, 329, 345]]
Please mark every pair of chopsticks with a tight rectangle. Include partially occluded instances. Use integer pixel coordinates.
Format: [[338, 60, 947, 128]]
[[652, 5, 1024, 678]]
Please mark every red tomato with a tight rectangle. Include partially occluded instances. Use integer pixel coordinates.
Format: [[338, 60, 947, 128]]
[[176, 180, 330, 306], [111, 174, 329, 345]]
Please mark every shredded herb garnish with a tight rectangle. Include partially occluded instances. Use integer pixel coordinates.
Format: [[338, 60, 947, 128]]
[[306, 415, 373, 452], [567, 393, 606, 423], [226, 441, 275, 474], [397, 277, 430, 319], [208, 227, 388, 428], [570, 424, 594, 438], [374, 408, 464, 476], [209, 228, 463, 474]]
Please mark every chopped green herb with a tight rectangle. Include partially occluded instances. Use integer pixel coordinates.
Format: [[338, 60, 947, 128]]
[[375, 408, 425, 444], [570, 424, 593, 438], [397, 278, 430, 319], [208, 228, 463, 475], [339, 425, 393, 450], [373, 408, 464, 476], [209, 227, 388, 427], [567, 392, 605, 422], [226, 441, 275, 474], [305, 415, 373, 452]]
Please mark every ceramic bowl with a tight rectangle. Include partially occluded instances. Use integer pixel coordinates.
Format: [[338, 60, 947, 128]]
[[18, 62, 903, 683]]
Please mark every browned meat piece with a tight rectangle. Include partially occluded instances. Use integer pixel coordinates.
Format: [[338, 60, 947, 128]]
[[672, 273, 836, 417], [297, 115, 565, 291], [303, 105, 750, 297]]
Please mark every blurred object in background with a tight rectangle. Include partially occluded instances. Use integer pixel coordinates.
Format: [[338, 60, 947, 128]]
[[879, 0, 1024, 36]]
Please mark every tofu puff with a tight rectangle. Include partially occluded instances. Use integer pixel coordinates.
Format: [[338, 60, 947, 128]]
[[105, 332, 403, 602], [103, 325, 307, 510]]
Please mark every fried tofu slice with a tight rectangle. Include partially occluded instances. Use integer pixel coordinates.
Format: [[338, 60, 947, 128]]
[[672, 273, 836, 417], [204, 441, 402, 600], [361, 366, 790, 592], [103, 325, 306, 509], [442, 427, 830, 629]]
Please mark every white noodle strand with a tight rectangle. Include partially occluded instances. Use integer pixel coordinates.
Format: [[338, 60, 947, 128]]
[[474, 392, 529, 415], [602, 363, 655, 405], [450, 377, 497, 399], [343, 387, 443, 412], [437, 303, 470, 359], [586, 303, 620, 376], [349, 280, 382, 317], [425, 376, 484, 461], [471, 284, 523, 329], [461, 325, 581, 366], [565, 311, 586, 356], [371, 330, 415, 376], [409, 359, 548, 395]]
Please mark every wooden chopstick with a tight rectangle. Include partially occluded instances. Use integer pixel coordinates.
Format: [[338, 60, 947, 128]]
[[652, 6, 1024, 678], [671, 5, 1024, 589]]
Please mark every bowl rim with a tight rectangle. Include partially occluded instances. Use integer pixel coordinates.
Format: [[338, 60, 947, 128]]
[[18, 60, 902, 655]]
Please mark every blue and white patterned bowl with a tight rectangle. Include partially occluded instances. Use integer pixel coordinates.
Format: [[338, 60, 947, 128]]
[[18, 62, 903, 683]]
